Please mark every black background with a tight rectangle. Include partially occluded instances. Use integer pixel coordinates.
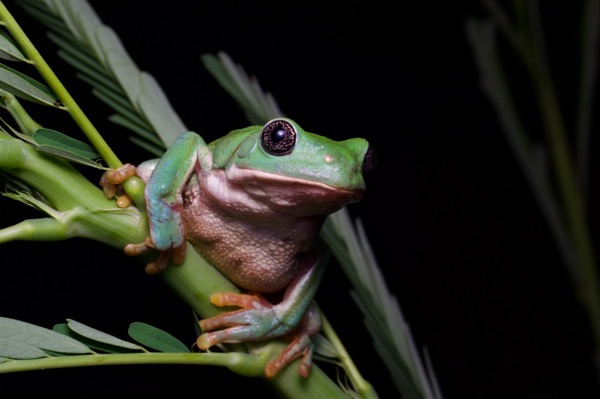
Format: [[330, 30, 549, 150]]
[[2, 1, 599, 398]]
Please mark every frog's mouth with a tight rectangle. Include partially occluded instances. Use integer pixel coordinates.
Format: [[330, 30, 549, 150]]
[[224, 165, 364, 212], [226, 164, 363, 193]]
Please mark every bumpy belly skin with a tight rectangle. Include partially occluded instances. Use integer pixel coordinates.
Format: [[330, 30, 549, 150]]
[[182, 186, 322, 293]]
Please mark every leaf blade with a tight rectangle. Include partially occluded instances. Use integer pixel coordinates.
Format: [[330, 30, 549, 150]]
[[66, 319, 144, 351], [128, 322, 191, 353], [0, 62, 57, 106], [0, 29, 29, 62], [0, 317, 92, 356]]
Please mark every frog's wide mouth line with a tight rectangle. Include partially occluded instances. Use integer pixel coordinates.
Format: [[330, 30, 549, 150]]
[[224, 164, 364, 194]]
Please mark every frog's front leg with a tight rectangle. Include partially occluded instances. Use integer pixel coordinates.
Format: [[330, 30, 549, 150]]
[[142, 131, 212, 274], [197, 253, 326, 378]]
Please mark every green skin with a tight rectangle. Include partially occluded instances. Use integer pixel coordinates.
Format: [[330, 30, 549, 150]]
[[137, 118, 369, 378]]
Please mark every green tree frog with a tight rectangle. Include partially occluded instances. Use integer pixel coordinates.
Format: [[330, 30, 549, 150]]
[[103, 118, 373, 378]]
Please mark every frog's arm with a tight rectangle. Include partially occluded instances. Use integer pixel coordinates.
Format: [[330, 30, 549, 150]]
[[198, 252, 327, 378], [144, 131, 212, 270]]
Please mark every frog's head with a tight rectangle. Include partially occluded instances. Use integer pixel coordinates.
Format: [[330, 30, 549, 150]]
[[211, 118, 374, 215]]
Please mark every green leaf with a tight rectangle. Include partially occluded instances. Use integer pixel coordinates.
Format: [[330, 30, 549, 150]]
[[0, 29, 29, 62], [0, 337, 46, 359], [53, 323, 136, 354], [137, 73, 187, 147], [33, 128, 100, 159], [18, 1, 65, 33], [128, 322, 191, 353], [32, 128, 106, 169], [66, 319, 144, 351], [201, 52, 283, 125], [0, 62, 58, 106], [129, 136, 166, 158], [97, 27, 142, 110], [312, 334, 340, 359], [0, 317, 92, 356]]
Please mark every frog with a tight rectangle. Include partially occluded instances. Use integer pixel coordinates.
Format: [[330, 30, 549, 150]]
[[102, 118, 374, 378]]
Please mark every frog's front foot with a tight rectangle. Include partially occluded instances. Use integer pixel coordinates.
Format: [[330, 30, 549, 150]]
[[100, 163, 137, 208], [197, 293, 321, 378], [124, 238, 186, 274]]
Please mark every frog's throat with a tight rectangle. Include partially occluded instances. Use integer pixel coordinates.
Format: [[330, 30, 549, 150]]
[[224, 164, 362, 193]]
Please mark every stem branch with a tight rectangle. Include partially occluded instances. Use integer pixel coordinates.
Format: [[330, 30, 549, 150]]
[[0, 1, 121, 168]]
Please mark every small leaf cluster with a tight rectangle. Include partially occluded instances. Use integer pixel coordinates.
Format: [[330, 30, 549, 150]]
[[0, 317, 190, 362]]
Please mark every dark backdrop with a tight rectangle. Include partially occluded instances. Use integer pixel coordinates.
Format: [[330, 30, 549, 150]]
[[2, 1, 599, 398]]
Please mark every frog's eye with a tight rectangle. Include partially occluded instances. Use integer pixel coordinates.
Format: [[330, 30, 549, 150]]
[[261, 119, 296, 156]]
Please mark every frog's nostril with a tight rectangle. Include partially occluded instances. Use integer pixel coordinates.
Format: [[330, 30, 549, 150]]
[[362, 144, 377, 175]]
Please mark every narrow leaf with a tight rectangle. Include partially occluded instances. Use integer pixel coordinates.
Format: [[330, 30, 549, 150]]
[[49, 32, 105, 79], [18, 0, 65, 33], [66, 319, 144, 351], [0, 30, 29, 62], [0, 62, 58, 106], [33, 128, 100, 160], [108, 114, 163, 147], [31, 128, 105, 169], [129, 136, 166, 158], [137, 72, 186, 147], [64, 0, 105, 65], [201, 52, 283, 125], [312, 334, 339, 359], [53, 323, 136, 354], [0, 317, 91, 355], [128, 322, 191, 353], [97, 27, 142, 110]]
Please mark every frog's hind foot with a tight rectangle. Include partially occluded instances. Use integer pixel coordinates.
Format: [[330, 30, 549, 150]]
[[197, 293, 321, 378], [265, 302, 321, 378]]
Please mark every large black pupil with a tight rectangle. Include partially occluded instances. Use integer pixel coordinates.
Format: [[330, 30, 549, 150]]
[[271, 127, 287, 143]]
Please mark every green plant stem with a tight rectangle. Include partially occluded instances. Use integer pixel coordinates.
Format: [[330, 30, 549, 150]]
[[0, 1, 121, 169], [0, 352, 265, 375], [322, 314, 378, 398], [522, 4, 600, 349], [0, 350, 346, 398]]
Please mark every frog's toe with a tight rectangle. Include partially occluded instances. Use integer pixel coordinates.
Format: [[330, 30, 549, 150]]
[[116, 194, 133, 208], [197, 324, 257, 349], [171, 244, 187, 265], [265, 333, 314, 378], [199, 293, 273, 333], [124, 237, 154, 256], [101, 163, 137, 185], [100, 164, 137, 205], [265, 303, 321, 378], [144, 250, 171, 275], [209, 292, 269, 308], [197, 293, 276, 349]]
